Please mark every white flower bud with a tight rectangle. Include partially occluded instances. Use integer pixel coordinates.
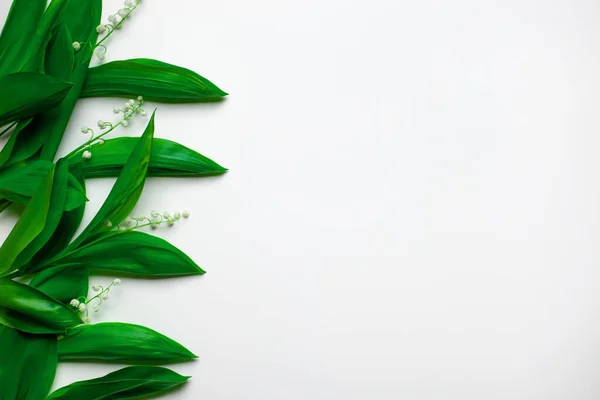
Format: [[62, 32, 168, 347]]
[[97, 139, 105, 145], [113, 278, 121, 285], [96, 24, 107, 33], [182, 210, 190, 218], [93, 306, 100, 312], [113, 107, 121, 114], [124, 217, 132, 226], [174, 211, 181, 220], [118, 8, 129, 17], [125, 0, 134, 6], [108, 14, 118, 24], [81, 126, 89, 133], [168, 220, 174, 226], [79, 303, 87, 312], [163, 211, 170, 218], [92, 285, 101, 292], [72, 42, 81, 51], [101, 293, 109, 300], [127, 99, 135, 106], [84, 317, 92, 324], [82, 150, 92, 160], [137, 96, 143, 102], [105, 220, 113, 228], [97, 53, 106, 62], [122, 120, 128, 127], [140, 110, 147, 117], [70, 299, 80, 308], [137, 214, 146, 220], [151, 223, 158, 230], [150, 210, 159, 218], [97, 120, 106, 129]]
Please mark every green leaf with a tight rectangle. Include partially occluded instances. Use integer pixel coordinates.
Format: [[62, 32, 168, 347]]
[[0, 72, 73, 126], [80, 137, 227, 178], [12, 160, 69, 272], [64, 172, 88, 211], [0, 0, 47, 76], [0, 326, 57, 400], [0, 278, 82, 334], [30, 263, 89, 304], [46, 366, 190, 400], [39, 0, 102, 161], [70, 112, 156, 248], [81, 58, 227, 103], [45, 23, 75, 81], [0, 164, 54, 275], [0, 160, 53, 203], [28, 163, 87, 269], [58, 322, 197, 363], [56, 230, 204, 277]]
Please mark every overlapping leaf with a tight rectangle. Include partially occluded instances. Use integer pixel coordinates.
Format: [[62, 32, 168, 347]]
[[0, 278, 81, 334], [46, 366, 190, 399], [58, 322, 197, 363], [80, 137, 227, 178], [30, 263, 89, 304], [81, 58, 227, 103]]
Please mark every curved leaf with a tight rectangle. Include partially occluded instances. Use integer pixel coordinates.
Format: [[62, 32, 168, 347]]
[[46, 366, 189, 400], [30, 263, 89, 304], [0, 278, 82, 334], [0, 326, 57, 400], [0, 72, 73, 126], [57, 230, 204, 277], [81, 58, 227, 103], [80, 137, 227, 178], [58, 322, 196, 363]]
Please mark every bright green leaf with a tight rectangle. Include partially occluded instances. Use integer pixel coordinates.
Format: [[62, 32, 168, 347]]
[[0, 278, 82, 334], [81, 58, 227, 103], [0, 325, 57, 400], [46, 366, 190, 400], [30, 263, 89, 304], [58, 322, 197, 363]]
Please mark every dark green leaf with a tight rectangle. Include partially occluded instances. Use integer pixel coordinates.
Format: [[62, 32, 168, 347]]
[[0, 326, 57, 400], [0, 0, 46, 76], [0, 160, 53, 203], [69, 112, 156, 248], [81, 58, 227, 103], [58, 322, 197, 363], [0, 72, 73, 126], [56, 230, 204, 277], [46, 366, 190, 400], [30, 263, 89, 304], [80, 137, 227, 178], [0, 278, 82, 334], [12, 160, 69, 271], [45, 23, 75, 80], [0, 164, 54, 275]]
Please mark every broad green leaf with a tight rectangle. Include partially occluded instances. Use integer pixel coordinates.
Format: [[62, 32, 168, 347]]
[[56, 230, 204, 277], [0, 0, 46, 76], [0, 72, 73, 126], [0, 160, 53, 203], [46, 366, 190, 400], [80, 137, 227, 178], [39, 0, 102, 161], [12, 160, 68, 271], [0, 326, 57, 400], [81, 58, 227, 103], [0, 278, 82, 334], [58, 323, 197, 363], [28, 163, 87, 268], [0, 165, 54, 275], [69, 112, 156, 248], [45, 23, 75, 80], [64, 173, 88, 211], [30, 263, 89, 304]]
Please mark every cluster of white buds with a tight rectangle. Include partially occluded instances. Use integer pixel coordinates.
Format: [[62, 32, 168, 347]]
[[120, 209, 190, 230], [77, 97, 145, 161], [69, 279, 121, 324], [94, 0, 142, 62]]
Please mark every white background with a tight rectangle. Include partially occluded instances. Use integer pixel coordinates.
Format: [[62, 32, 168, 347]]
[[2, 0, 600, 398]]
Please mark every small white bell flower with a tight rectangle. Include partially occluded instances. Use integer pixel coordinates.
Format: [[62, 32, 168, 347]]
[[124, 217, 132, 226], [140, 110, 147, 117], [96, 24, 107, 33], [97, 120, 106, 129], [70, 299, 80, 308], [182, 210, 190, 218], [105, 220, 113, 228], [82, 150, 92, 160], [93, 306, 100, 312], [92, 285, 101, 292], [84, 317, 92, 324], [97, 54, 106, 62], [163, 211, 170, 218], [97, 139, 105, 145], [113, 278, 122, 285], [113, 107, 121, 114], [118, 8, 129, 17], [150, 210, 159, 218], [81, 126, 90, 133], [72, 42, 81, 51], [174, 211, 181, 220], [108, 14, 118, 24], [125, 0, 133, 6], [137, 96, 143, 102], [79, 303, 87, 312], [127, 99, 135, 106], [122, 120, 129, 127], [168, 220, 174, 226], [101, 293, 109, 300]]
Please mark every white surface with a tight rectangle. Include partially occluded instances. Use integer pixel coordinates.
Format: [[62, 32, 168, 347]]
[[2, 0, 600, 398]]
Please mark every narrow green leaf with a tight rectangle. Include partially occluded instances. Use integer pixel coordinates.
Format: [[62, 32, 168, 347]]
[[58, 322, 197, 363], [70, 112, 156, 247], [81, 58, 227, 103], [30, 263, 89, 304], [0, 278, 82, 334], [12, 160, 69, 271], [45, 23, 75, 80], [0, 72, 73, 126], [46, 366, 190, 400], [56, 230, 204, 277], [0, 0, 46, 76], [0, 326, 57, 400], [80, 137, 227, 178], [0, 164, 54, 275]]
